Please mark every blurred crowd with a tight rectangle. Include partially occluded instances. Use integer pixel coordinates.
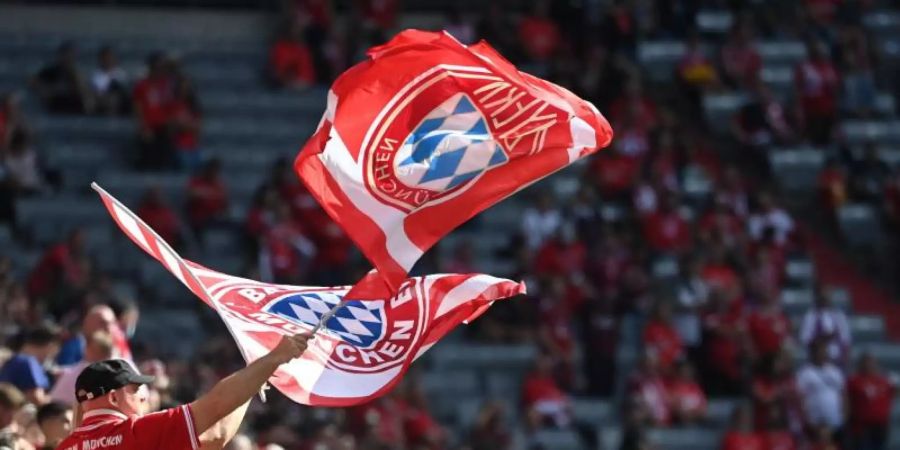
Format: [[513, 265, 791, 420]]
[[3, 0, 900, 450]]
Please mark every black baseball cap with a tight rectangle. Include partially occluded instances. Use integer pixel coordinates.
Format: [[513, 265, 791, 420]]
[[75, 359, 155, 403]]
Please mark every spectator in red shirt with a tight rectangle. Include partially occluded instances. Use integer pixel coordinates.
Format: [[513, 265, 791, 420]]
[[794, 40, 840, 146], [720, 21, 762, 89], [590, 147, 641, 200], [533, 224, 587, 277], [518, 0, 561, 62], [259, 201, 316, 283], [667, 360, 707, 425], [721, 404, 764, 450], [642, 193, 691, 254], [642, 300, 684, 371], [358, 0, 399, 30], [847, 353, 896, 450], [818, 158, 848, 215], [609, 80, 659, 129], [167, 76, 203, 173], [186, 159, 229, 236], [26, 229, 90, 304], [133, 53, 175, 170], [346, 392, 406, 448], [703, 288, 750, 396], [628, 351, 670, 426], [522, 353, 572, 429], [747, 290, 792, 360], [701, 245, 740, 293], [402, 382, 446, 450], [136, 187, 183, 249], [698, 200, 745, 251], [270, 23, 316, 90], [752, 350, 802, 432]]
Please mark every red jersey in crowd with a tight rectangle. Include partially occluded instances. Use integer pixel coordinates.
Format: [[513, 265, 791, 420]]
[[629, 373, 670, 425], [271, 40, 315, 84], [761, 430, 796, 450], [27, 241, 87, 299], [642, 210, 691, 253], [534, 239, 587, 276], [592, 152, 641, 195], [701, 263, 740, 293], [795, 60, 839, 117], [359, 0, 399, 29], [54, 406, 200, 450], [137, 199, 180, 245], [720, 431, 764, 450], [847, 372, 895, 432], [187, 175, 228, 227], [168, 99, 200, 151], [666, 378, 707, 419], [721, 42, 762, 85], [747, 308, 791, 357], [518, 16, 561, 60], [642, 320, 684, 370], [133, 76, 173, 131], [704, 307, 746, 382]]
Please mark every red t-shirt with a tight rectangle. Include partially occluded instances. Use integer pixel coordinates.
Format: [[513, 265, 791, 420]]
[[403, 405, 443, 446], [518, 17, 561, 60], [360, 0, 399, 29], [522, 374, 566, 408], [848, 373, 895, 429], [642, 211, 691, 253], [722, 44, 762, 84], [701, 264, 739, 292], [762, 431, 796, 450], [133, 77, 173, 131], [534, 240, 587, 276], [264, 222, 307, 279], [55, 407, 200, 450], [27, 243, 84, 298], [629, 375, 670, 425], [187, 176, 228, 225], [642, 320, 684, 369], [137, 202, 180, 244], [721, 431, 765, 450], [271, 40, 315, 84], [704, 309, 746, 380], [748, 310, 791, 357], [609, 97, 659, 129], [667, 379, 707, 417], [592, 153, 640, 195], [168, 100, 200, 151], [795, 61, 839, 116]]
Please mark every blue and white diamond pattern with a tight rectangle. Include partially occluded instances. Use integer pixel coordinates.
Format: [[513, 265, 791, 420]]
[[394, 93, 507, 192], [265, 292, 385, 348]]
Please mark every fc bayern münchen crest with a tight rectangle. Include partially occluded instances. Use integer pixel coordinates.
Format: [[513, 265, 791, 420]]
[[264, 292, 386, 348]]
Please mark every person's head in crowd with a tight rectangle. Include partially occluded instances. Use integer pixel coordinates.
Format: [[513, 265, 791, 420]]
[[650, 298, 673, 324], [0, 383, 25, 430], [813, 284, 833, 309], [638, 349, 660, 376], [81, 304, 117, 339], [65, 228, 87, 256], [857, 351, 880, 376], [200, 158, 222, 181], [56, 41, 77, 68], [74, 359, 154, 418], [97, 46, 117, 71], [532, 352, 555, 378], [109, 297, 139, 340], [83, 331, 114, 364], [36, 402, 71, 448], [145, 52, 168, 79], [728, 403, 754, 432], [806, 39, 829, 62], [16, 324, 61, 364]]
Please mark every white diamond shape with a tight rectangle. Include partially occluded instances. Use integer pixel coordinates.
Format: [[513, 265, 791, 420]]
[[289, 303, 321, 325], [346, 305, 379, 323], [335, 317, 374, 337]]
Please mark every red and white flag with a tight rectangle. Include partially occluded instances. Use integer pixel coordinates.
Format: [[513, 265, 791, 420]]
[[92, 183, 525, 406], [295, 30, 613, 294]]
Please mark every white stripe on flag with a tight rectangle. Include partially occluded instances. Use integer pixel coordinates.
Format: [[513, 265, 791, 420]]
[[434, 274, 498, 319], [112, 203, 150, 250], [159, 244, 187, 286], [320, 129, 422, 272], [567, 116, 597, 163]]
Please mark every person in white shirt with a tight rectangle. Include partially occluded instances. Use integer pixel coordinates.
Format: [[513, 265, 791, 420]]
[[747, 192, 794, 245], [800, 286, 851, 366], [91, 46, 129, 116], [49, 331, 114, 405], [796, 339, 847, 433], [521, 193, 562, 250]]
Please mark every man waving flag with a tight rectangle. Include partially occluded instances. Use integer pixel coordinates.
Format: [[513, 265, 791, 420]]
[[92, 183, 524, 406], [295, 29, 613, 295]]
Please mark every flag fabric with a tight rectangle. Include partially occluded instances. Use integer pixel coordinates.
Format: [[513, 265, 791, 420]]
[[92, 183, 525, 406], [295, 29, 614, 294]]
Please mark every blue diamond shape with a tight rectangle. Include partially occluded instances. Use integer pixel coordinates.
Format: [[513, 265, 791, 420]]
[[453, 95, 477, 115], [418, 146, 467, 183], [487, 145, 507, 166], [446, 170, 482, 189]]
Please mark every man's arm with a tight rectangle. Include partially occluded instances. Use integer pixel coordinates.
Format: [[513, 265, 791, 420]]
[[189, 334, 310, 436], [198, 401, 250, 450]]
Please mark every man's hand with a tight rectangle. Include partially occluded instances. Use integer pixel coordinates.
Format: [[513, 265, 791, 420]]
[[269, 334, 313, 365]]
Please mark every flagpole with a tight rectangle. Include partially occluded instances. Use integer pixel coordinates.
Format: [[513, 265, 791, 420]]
[[311, 301, 347, 334], [91, 182, 272, 402]]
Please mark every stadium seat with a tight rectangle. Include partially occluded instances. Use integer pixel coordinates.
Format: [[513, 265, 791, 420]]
[[855, 343, 900, 372], [531, 429, 584, 450], [755, 41, 806, 65], [768, 147, 826, 192], [572, 398, 615, 426], [16, 196, 110, 230], [646, 427, 720, 450], [706, 399, 738, 426], [702, 92, 748, 132], [837, 203, 883, 247], [863, 11, 900, 34], [637, 41, 688, 82], [785, 258, 815, 286], [695, 10, 733, 34], [429, 343, 537, 371], [842, 120, 900, 145], [781, 288, 814, 315], [484, 370, 522, 400], [851, 315, 887, 343]]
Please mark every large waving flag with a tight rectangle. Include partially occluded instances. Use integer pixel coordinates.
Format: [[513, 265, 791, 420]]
[[295, 30, 614, 294], [92, 183, 525, 406]]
